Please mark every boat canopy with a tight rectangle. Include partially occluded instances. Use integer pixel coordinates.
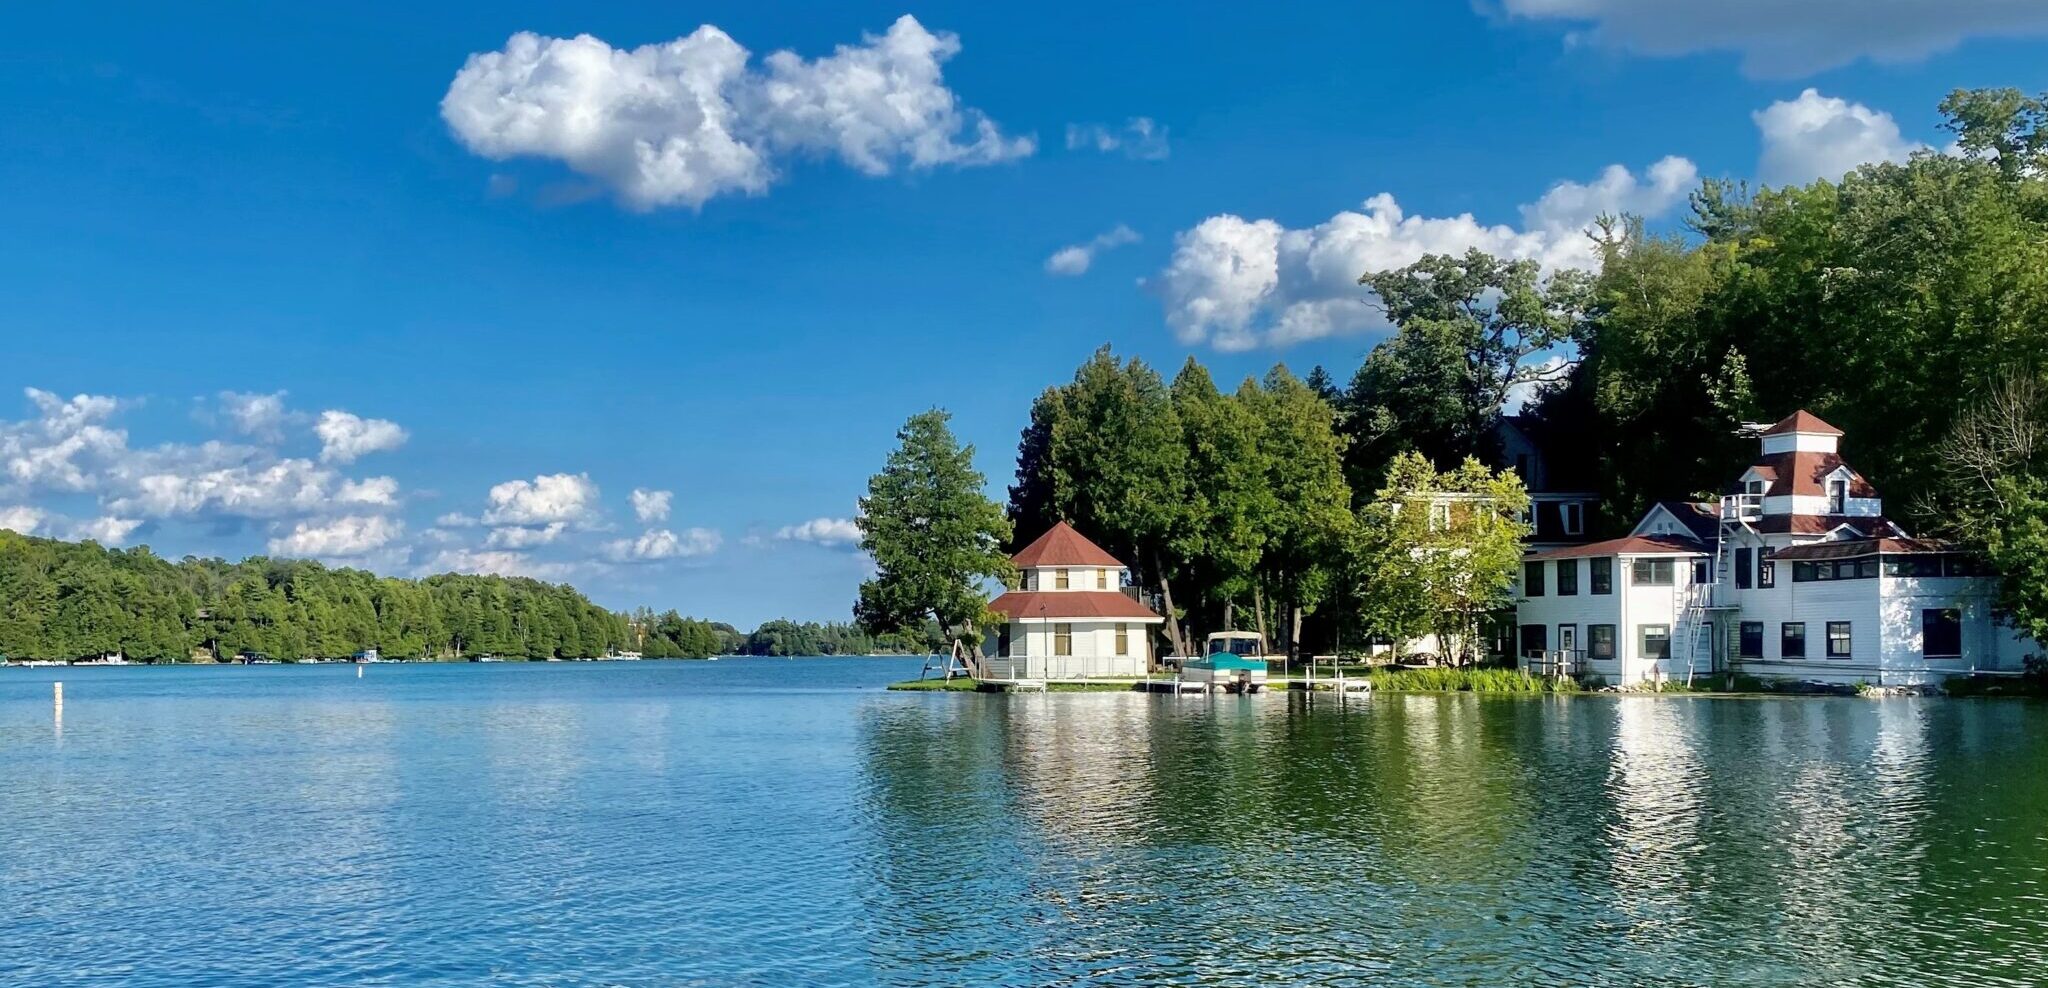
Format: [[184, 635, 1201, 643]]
[[1205, 632, 1263, 658]]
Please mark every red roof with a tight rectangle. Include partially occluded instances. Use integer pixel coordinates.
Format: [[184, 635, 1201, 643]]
[[1527, 534, 1707, 560], [1011, 521, 1125, 568], [1756, 515, 1905, 537], [1772, 537, 1952, 560], [1762, 410, 1844, 436], [1748, 451, 1876, 498], [987, 590, 1162, 621]]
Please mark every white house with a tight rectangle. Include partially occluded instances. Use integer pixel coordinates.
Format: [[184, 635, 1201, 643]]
[[1515, 410, 2037, 687], [982, 521, 1164, 679]]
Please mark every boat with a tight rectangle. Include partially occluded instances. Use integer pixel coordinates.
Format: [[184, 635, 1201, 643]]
[[1181, 631, 1272, 693]]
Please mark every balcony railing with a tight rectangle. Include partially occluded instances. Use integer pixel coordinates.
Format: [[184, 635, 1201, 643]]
[[1720, 493, 1763, 524]]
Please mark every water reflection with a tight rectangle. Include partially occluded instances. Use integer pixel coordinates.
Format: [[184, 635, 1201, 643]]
[[858, 692, 2048, 987]]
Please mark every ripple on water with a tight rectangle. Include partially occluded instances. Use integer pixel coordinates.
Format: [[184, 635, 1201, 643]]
[[2, 663, 2047, 986]]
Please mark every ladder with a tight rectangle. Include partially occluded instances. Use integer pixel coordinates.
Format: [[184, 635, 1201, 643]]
[[919, 639, 980, 682]]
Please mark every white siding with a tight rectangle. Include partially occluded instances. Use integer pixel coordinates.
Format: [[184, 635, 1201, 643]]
[[987, 620, 1150, 679]]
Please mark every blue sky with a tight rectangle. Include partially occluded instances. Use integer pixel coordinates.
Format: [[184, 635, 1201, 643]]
[[4, 2, 2047, 626]]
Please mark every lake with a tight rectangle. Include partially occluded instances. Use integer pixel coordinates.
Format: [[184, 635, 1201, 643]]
[[2, 659, 2045, 986]]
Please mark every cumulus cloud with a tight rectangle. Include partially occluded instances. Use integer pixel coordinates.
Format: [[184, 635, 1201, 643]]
[[486, 521, 568, 549], [630, 487, 673, 522], [267, 515, 404, 560], [1, 388, 127, 492], [217, 391, 289, 442], [422, 547, 578, 581], [1493, 0, 2048, 77], [482, 472, 600, 526], [1046, 224, 1141, 276], [436, 512, 479, 528], [1065, 117, 1169, 160], [74, 516, 143, 545], [315, 410, 407, 464], [606, 527, 721, 562], [0, 505, 46, 535], [441, 15, 1031, 210], [337, 476, 400, 506], [1754, 89, 1928, 186], [1157, 156, 1697, 350], [774, 517, 862, 546]]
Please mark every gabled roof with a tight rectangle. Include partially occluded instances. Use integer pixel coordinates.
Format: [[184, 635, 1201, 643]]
[[1528, 534, 1707, 560], [1751, 451, 1876, 498], [987, 590, 1162, 621], [1650, 500, 1720, 542], [1761, 410, 1844, 437], [1771, 537, 1953, 560], [1011, 521, 1124, 568]]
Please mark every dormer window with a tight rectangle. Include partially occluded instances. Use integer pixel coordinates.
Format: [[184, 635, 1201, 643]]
[[1096, 569, 1108, 590], [1747, 480, 1765, 496], [1828, 479, 1848, 514], [1056, 568, 1070, 590]]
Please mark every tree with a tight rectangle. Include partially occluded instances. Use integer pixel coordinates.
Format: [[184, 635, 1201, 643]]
[[1351, 453, 1530, 667], [1243, 367, 1352, 659], [1169, 359, 1276, 639], [1352, 248, 1591, 476], [855, 409, 1014, 649], [1931, 371, 2048, 652]]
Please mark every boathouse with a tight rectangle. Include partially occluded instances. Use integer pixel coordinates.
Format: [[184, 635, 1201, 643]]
[[982, 521, 1163, 680], [1515, 411, 2038, 686]]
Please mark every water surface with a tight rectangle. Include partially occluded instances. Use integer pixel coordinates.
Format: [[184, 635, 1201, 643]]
[[3, 660, 2045, 986]]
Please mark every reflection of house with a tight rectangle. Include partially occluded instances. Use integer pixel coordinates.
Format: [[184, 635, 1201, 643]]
[[983, 522, 1164, 679], [1515, 411, 2037, 686], [1498, 415, 1600, 551]]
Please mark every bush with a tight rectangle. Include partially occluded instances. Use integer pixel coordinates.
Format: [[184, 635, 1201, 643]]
[[1367, 667, 1580, 693]]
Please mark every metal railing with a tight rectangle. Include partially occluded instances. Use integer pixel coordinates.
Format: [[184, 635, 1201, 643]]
[[1524, 649, 1588, 678]]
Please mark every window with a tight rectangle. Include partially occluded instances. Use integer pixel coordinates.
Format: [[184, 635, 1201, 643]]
[[1735, 547, 1753, 589], [1737, 621, 1764, 659], [1692, 558, 1710, 585], [1828, 478, 1848, 514], [1097, 569, 1108, 590], [1793, 558, 1879, 582], [1557, 559, 1578, 596], [1056, 568, 1070, 590], [1523, 560, 1546, 596], [1826, 621, 1852, 659], [1023, 570, 1037, 591], [1054, 623, 1073, 656], [1562, 502, 1584, 536], [1782, 622, 1806, 659], [1519, 624, 1548, 658], [1640, 625, 1671, 661], [1759, 550, 1775, 588], [998, 624, 1014, 658], [1590, 557, 1613, 594], [1922, 609, 1962, 658], [1588, 624, 1616, 660], [1631, 559, 1675, 586], [1114, 623, 1130, 655], [1747, 479, 1766, 495]]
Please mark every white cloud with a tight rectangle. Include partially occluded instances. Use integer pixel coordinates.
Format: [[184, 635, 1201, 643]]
[[486, 521, 568, 549], [337, 476, 400, 506], [1045, 224, 1141, 276], [267, 515, 404, 560], [774, 517, 862, 546], [315, 410, 408, 464], [111, 452, 342, 520], [1157, 156, 1697, 350], [217, 391, 289, 443], [0, 505, 46, 535], [421, 547, 579, 581], [441, 15, 1031, 210], [630, 487, 673, 522], [436, 512, 479, 528], [1, 388, 127, 492], [482, 472, 600, 526], [1754, 89, 1927, 186], [73, 516, 144, 545], [1494, 0, 2048, 77], [606, 526, 721, 562], [1065, 117, 1169, 160]]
